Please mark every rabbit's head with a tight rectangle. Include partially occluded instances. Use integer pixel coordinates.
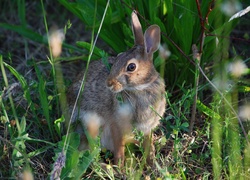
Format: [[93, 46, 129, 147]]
[[106, 12, 161, 93]]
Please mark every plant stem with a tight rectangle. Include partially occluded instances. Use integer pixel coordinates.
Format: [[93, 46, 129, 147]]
[[189, 45, 201, 134]]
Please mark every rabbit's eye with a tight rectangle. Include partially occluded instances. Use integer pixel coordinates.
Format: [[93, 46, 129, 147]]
[[127, 63, 136, 72]]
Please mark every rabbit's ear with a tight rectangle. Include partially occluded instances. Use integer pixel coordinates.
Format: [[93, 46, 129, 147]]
[[131, 11, 144, 46], [144, 25, 161, 55]]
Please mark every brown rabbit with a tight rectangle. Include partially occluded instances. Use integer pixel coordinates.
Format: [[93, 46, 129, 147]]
[[67, 11, 166, 166]]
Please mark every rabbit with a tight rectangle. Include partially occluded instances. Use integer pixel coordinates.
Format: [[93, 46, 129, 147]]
[[67, 11, 166, 166]]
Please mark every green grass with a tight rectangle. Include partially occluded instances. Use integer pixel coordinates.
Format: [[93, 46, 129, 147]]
[[0, 0, 250, 179]]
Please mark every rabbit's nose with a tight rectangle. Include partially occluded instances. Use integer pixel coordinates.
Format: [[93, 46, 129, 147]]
[[106, 78, 123, 93], [106, 78, 115, 88]]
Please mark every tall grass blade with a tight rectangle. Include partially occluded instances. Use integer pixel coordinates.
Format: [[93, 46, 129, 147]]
[[3, 61, 39, 125], [17, 0, 26, 26], [228, 87, 243, 179], [34, 64, 55, 141], [1, 59, 21, 134], [211, 95, 223, 180]]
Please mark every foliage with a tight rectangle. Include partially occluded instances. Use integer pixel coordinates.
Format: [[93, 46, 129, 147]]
[[0, 0, 250, 179]]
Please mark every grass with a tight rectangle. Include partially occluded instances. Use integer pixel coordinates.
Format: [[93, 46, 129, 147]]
[[0, 0, 250, 179]]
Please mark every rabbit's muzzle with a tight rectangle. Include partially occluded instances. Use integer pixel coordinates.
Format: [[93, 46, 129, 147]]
[[106, 78, 123, 93]]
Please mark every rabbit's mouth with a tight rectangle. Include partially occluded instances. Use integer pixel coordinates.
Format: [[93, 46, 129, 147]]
[[106, 79, 124, 93]]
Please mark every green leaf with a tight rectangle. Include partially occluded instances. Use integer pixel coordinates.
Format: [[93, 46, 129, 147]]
[[54, 116, 65, 137], [27, 145, 54, 158], [15, 135, 56, 146], [181, 122, 189, 128], [20, 117, 26, 134], [197, 100, 221, 121], [72, 148, 100, 179], [76, 41, 103, 58]]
